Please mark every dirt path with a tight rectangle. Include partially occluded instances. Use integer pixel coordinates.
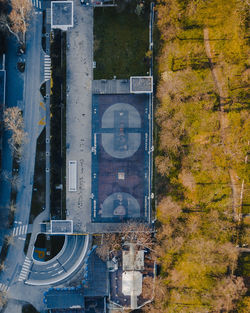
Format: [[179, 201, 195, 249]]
[[203, 27, 241, 222]]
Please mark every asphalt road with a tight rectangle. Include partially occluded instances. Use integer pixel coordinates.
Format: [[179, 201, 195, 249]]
[[27, 235, 90, 285], [0, 10, 44, 291], [0, 38, 24, 236]]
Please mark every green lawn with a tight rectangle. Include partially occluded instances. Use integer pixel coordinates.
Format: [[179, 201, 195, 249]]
[[94, 3, 150, 79]]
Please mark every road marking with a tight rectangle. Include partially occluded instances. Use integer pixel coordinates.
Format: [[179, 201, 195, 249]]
[[57, 270, 63, 274], [12, 224, 28, 237], [18, 237, 26, 241], [44, 54, 51, 81], [47, 263, 58, 269], [38, 117, 46, 126], [40, 102, 46, 110], [0, 283, 9, 292], [18, 257, 32, 282]]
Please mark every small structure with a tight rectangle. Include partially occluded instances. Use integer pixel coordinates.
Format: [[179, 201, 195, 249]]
[[69, 160, 77, 192], [109, 244, 155, 311], [80, 0, 116, 7], [51, 1, 74, 31], [51, 220, 73, 234], [40, 220, 73, 234], [130, 76, 153, 94]]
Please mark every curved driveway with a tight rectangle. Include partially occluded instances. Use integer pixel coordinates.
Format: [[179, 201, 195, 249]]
[[26, 234, 90, 286]]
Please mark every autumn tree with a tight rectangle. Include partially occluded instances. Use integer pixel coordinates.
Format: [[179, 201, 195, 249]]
[[96, 222, 154, 260], [4, 106, 27, 158], [0, 0, 32, 45], [95, 232, 122, 261]]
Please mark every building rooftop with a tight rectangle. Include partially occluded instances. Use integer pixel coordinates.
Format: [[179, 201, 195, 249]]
[[123, 249, 144, 271], [45, 289, 85, 310], [130, 76, 153, 94], [51, 1, 73, 31], [51, 220, 73, 234]]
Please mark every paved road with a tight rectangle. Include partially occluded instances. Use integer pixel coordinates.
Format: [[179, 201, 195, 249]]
[[0, 37, 24, 240], [0, 9, 44, 293], [26, 234, 90, 285]]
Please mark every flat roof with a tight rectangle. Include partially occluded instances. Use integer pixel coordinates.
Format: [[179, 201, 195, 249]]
[[130, 76, 153, 94], [45, 289, 84, 309], [123, 250, 144, 271], [69, 160, 77, 192], [122, 271, 142, 296], [51, 1, 73, 30], [51, 220, 73, 234]]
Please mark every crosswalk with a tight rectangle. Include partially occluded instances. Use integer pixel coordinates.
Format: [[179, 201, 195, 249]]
[[12, 224, 28, 237], [18, 256, 32, 282], [44, 54, 51, 81], [29, 0, 42, 9], [0, 283, 9, 292]]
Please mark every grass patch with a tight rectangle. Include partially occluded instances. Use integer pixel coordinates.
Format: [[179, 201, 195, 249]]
[[94, 1, 150, 79], [50, 30, 66, 219], [29, 128, 45, 224], [23, 233, 31, 255]]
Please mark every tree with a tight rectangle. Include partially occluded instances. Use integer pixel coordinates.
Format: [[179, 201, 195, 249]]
[[4, 107, 27, 157], [121, 221, 154, 251], [5, 235, 14, 246], [0, 0, 32, 45], [95, 233, 122, 261], [0, 291, 7, 308], [141, 276, 154, 300], [96, 222, 154, 260], [210, 275, 247, 312]]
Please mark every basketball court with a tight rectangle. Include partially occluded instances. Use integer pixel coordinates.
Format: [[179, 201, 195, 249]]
[[91, 94, 151, 223]]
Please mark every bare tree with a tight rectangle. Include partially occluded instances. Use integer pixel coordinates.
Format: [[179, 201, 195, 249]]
[[5, 235, 14, 246], [9, 0, 32, 44], [10, 201, 16, 213], [95, 233, 122, 261], [10, 173, 21, 191], [96, 222, 154, 260], [0, 0, 32, 45], [121, 221, 154, 251], [0, 13, 20, 43], [0, 291, 7, 308], [0, 262, 5, 271], [141, 276, 154, 300], [211, 275, 247, 313], [4, 107, 27, 157]]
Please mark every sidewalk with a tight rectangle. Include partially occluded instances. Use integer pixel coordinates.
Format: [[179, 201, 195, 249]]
[[66, 3, 93, 232]]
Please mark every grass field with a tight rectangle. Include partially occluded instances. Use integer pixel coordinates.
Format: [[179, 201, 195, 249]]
[[29, 128, 45, 223], [94, 2, 150, 79]]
